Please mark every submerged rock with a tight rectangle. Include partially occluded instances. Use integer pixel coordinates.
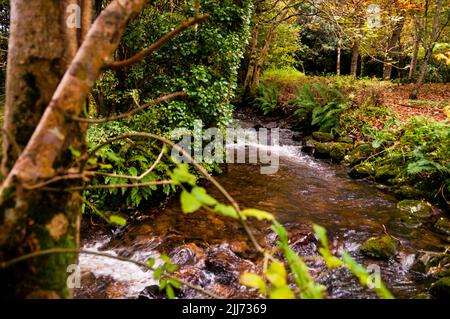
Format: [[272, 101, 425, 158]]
[[397, 200, 433, 219], [330, 143, 353, 163], [312, 131, 334, 142], [349, 162, 375, 179], [359, 235, 399, 259], [434, 217, 450, 236], [430, 277, 450, 299]]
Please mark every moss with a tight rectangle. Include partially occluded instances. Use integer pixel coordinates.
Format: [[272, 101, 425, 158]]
[[314, 142, 332, 159], [430, 277, 450, 299], [359, 235, 398, 259], [312, 131, 333, 142], [394, 185, 423, 200], [336, 136, 353, 144], [329, 142, 353, 163], [397, 200, 433, 219], [374, 164, 401, 183], [434, 217, 450, 236], [412, 293, 433, 299], [349, 162, 375, 179]]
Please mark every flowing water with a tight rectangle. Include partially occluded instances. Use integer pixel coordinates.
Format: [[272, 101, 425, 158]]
[[75, 119, 447, 299]]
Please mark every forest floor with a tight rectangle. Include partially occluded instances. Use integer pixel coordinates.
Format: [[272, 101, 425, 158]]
[[383, 83, 449, 122]]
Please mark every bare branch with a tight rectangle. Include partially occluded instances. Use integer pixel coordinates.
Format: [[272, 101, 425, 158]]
[[71, 91, 187, 123], [105, 14, 209, 70]]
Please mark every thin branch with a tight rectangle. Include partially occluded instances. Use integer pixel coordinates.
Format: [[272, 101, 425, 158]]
[[71, 91, 186, 123], [0, 248, 222, 299], [105, 14, 209, 70], [60, 180, 173, 192]]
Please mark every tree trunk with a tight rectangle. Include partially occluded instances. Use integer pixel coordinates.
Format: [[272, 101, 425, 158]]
[[0, 0, 146, 299], [336, 38, 341, 76], [350, 41, 359, 77], [408, 16, 420, 81], [243, 24, 259, 97], [383, 17, 404, 80], [410, 0, 443, 99]]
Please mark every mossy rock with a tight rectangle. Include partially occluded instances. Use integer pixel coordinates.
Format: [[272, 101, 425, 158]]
[[349, 162, 375, 179], [374, 165, 401, 183], [346, 143, 374, 166], [411, 260, 427, 273], [397, 200, 433, 219], [312, 131, 334, 142], [336, 136, 354, 144], [429, 277, 450, 299], [394, 185, 423, 200], [434, 217, 450, 236], [359, 235, 399, 259], [301, 136, 316, 155], [330, 143, 353, 163], [314, 142, 332, 159]]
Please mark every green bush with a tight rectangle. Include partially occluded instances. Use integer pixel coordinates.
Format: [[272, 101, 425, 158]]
[[261, 67, 305, 87]]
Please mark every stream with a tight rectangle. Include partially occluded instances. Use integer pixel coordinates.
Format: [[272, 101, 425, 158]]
[[74, 117, 448, 299]]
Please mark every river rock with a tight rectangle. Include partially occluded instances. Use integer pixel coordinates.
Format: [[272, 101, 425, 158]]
[[394, 185, 423, 200], [374, 164, 401, 183], [312, 131, 334, 142], [397, 200, 433, 219], [434, 217, 450, 236], [359, 235, 399, 259], [330, 143, 353, 163], [336, 136, 354, 144], [301, 136, 316, 154], [348, 162, 375, 179], [314, 142, 332, 159], [430, 277, 450, 299]]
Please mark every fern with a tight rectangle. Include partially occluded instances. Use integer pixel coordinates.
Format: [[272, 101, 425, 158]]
[[254, 83, 280, 115]]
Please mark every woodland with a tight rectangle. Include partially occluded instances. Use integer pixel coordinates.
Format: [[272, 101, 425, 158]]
[[0, 0, 449, 300]]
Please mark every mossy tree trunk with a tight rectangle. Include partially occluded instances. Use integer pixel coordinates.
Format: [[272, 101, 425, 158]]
[[0, 0, 145, 299]]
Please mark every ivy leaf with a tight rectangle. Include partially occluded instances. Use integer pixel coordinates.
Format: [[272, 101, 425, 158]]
[[180, 190, 202, 214], [109, 215, 126, 226], [214, 204, 239, 219], [242, 208, 274, 221], [191, 187, 218, 206], [240, 272, 266, 295]]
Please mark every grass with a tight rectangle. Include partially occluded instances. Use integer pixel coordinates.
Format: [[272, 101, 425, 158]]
[[261, 67, 305, 87]]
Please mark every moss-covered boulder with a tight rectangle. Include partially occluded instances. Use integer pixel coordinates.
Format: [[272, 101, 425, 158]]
[[312, 131, 334, 142], [394, 185, 423, 200], [301, 136, 316, 155], [429, 277, 450, 299], [359, 235, 399, 259], [330, 143, 353, 163], [349, 162, 375, 179], [337, 136, 354, 144], [374, 164, 401, 183], [397, 200, 433, 219], [434, 217, 450, 236], [314, 142, 332, 159]]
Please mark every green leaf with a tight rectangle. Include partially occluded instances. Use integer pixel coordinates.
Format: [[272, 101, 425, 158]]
[[271, 220, 288, 244], [153, 266, 164, 280], [168, 278, 182, 289], [313, 224, 329, 250], [172, 164, 197, 186], [214, 204, 239, 219], [165, 263, 179, 273], [109, 215, 126, 226], [68, 145, 81, 158], [191, 187, 218, 206], [266, 261, 287, 287], [180, 190, 202, 214], [160, 254, 171, 263], [128, 166, 138, 177], [242, 208, 274, 221], [269, 285, 295, 299], [148, 257, 156, 268], [240, 272, 267, 295], [166, 284, 175, 299]]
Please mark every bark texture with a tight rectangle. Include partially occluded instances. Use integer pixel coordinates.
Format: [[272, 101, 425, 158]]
[[0, 0, 146, 299]]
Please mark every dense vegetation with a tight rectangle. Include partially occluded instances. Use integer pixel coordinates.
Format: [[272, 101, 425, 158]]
[[0, 0, 449, 300]]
